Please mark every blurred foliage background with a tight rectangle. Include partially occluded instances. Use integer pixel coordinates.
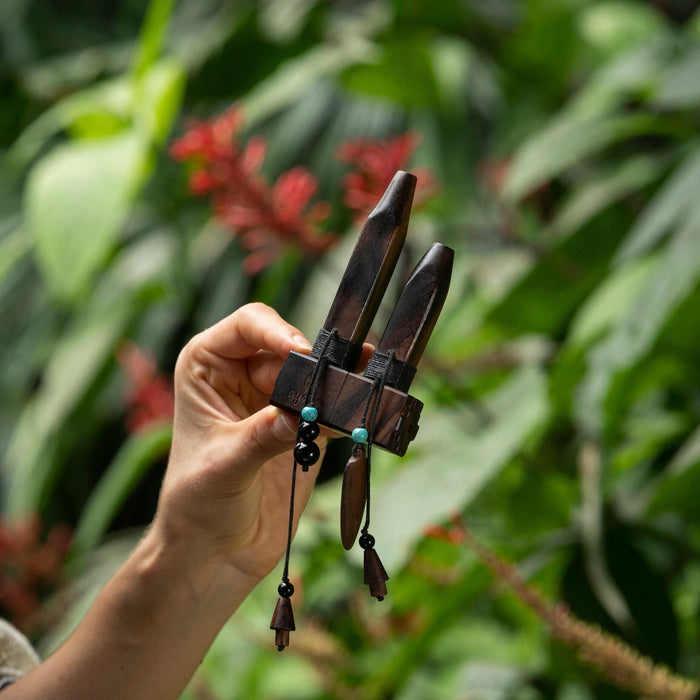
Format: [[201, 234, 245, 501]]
[[2, 0, 700, 697]]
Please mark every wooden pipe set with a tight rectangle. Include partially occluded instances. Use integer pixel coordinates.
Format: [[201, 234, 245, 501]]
[[268, 170, 453, 651], [270, 170, 454, 456]]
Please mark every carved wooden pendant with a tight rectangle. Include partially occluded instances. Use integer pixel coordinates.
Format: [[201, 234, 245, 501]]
[[340, 445, 368, 550], [270, 596, 295, 651], [364, 548, 389, 600]]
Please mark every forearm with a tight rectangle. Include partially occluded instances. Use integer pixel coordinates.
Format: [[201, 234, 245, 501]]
[[5, 524, 255, 700]]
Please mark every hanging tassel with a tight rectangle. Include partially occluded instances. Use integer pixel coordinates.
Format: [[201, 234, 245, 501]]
[[340, 444, 368, 550], [270, 582, 296, 651], [359, 533, 389, 601]]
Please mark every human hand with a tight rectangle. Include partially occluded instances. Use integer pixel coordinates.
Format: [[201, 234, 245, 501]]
[[153, 303, 322, 589], [6, 303, 373, 700]]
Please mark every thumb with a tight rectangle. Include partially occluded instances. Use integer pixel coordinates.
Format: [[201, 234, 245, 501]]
[[236, 405, 299, 468]]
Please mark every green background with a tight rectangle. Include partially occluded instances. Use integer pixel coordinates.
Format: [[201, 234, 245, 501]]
[[2, 0, 700, 697]]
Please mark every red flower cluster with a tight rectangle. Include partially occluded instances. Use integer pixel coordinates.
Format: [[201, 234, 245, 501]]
[[116, 342, 174, 434], [170, 107, 336, 274], [0, 515, 72, 632], [337, 131, 440, 220]]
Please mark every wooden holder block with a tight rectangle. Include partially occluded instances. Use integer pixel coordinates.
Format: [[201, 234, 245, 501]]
[[270, 352, 422, 457]]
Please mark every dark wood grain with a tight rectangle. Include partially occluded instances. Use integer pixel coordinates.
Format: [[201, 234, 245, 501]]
[[375, 243, 454, 369], [364, 548, 389, 600], [340, 446, 367, 549], [322, 171, 416, 346], [270, 352, 422, 456]]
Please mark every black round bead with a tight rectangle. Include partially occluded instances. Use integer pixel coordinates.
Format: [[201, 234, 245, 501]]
[[298, 420, 320, 442], [294, 441, 320, 468], [359, 533, 375, 550], [278, 581, 295, 598]]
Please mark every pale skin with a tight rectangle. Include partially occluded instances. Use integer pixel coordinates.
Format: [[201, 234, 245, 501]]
[[4, 303, 372, 700]]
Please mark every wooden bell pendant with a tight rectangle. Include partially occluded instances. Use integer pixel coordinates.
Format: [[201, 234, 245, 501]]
[[364, 548, 389, 600], [340, 445, 368, 550], [359, 533, 389, 601], [270, 595, 295, 651]]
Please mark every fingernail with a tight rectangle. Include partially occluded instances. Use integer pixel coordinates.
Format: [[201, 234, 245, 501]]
[[272, 410, 297, 441], [292, 334, 312, 353]]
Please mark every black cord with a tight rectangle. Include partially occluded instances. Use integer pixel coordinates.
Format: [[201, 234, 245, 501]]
[[281, 328, 339, 583], [360, 350, 395, 535]]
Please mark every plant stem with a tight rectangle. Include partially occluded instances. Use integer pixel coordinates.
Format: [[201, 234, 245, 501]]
[[458, 521, 700, 700]]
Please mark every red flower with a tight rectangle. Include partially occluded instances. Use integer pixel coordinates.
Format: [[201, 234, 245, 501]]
[[337, 131, 440, 220], [423, 513, 466, 545], [116, 343, 174, 434], [170, 106, 336, 274], [0, 515, 72, 632]]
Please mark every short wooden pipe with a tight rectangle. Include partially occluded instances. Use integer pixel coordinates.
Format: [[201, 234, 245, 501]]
[[270, 596, 295, 651]]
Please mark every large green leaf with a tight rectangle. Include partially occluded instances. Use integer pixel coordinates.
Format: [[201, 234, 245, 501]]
[[544, 153, 668, 243], [2, 230, 176, 515], [25, 131, 148, 303], [566, 256, 656, 348], [0, 227, 31, 289], [242, 42, 374, 127], [486, 207, 628, 336], [133, 58, 186, 145], [502, 112, 656, 203], [132, 0, 177, 80], [576, 218, 700, 437], [614, 146, 700, 264], [369, 367, 549, 570], [3, 301, 134, 514], [652, 45, 700, 109], [648, 425, 700, 520], [341, 36, 441, 108], [71, 424, 172, 558], [4, 78, 132, 171], [501, 42, 665, 203], [578, 2, 667, 56]]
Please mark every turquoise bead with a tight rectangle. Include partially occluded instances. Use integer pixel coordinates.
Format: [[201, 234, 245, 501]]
[[352, 427, 368, 444], [301, 406, 318, 422]]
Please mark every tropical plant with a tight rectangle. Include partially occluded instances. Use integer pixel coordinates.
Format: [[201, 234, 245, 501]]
[[2, 1, 700, 698]]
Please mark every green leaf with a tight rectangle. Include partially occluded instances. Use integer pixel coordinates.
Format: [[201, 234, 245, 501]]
[[652, 46, 700, 109], [614, 146, 700, 264], [502, 113, 656, 202], [649, 426, 700, 519], [3, 301, 134, 515], [544, 153, 667, 242], [68, 111, 130, 140], [259, 0, 320, 42], [567, 256, 656, 348], [576, 218, 700, 437], [4, 78, 132, 171], [369, 367, 549, 570], [132, 0, 177, 80], [133, 58, 186, 144], [340, 36, 441, 108], [486, 207, 628, 336], [243, 42, 374, 127], [0, 227, 31, 289], [578, 2, 667, 56], [25, 131, 148, 303], [71, 424, 172, 558]]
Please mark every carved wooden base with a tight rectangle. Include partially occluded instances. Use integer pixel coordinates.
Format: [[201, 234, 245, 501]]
[[270, 351, 422, 456]]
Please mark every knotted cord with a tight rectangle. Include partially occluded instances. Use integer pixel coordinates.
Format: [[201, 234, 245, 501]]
[[281, 328, 339, 583]]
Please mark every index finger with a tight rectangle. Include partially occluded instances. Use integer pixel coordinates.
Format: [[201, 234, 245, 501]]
[[198, 303, 312, 360]]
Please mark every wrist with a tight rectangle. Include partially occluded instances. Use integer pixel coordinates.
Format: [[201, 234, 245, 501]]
[[141, 519, 262, 615]]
